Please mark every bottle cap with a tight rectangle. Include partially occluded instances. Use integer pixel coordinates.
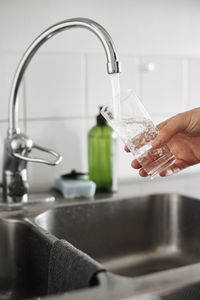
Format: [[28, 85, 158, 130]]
[[97, 106, 107, 125]]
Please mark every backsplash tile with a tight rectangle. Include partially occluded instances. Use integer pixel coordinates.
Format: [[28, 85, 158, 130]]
[[87, 54, 139, 117], [1, 50, 200, 191], [0, 52, 25, 120], [2, 0, 200, 192], [151, 113, 174, 126], [27, 118, 87, 192], [140, 56, 186, 115], [25, 53, 85, 119], [117, 138, 139, 179]]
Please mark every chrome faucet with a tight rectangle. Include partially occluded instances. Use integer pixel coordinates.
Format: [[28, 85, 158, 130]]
[[2, 18, 121, 203]]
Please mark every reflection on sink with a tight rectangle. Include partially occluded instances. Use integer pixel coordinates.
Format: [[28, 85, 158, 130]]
[[36, 194, 200, 277], [0, 219, 51, 299]]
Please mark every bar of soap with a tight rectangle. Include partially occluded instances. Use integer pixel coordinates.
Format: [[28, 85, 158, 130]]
[[54, 177, 96, 199]]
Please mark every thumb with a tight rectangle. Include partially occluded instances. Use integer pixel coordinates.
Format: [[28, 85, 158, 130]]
[[152, 114, 188, 148]]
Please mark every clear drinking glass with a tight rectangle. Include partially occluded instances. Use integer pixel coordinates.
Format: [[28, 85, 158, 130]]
[[101, 90, 175, 177]]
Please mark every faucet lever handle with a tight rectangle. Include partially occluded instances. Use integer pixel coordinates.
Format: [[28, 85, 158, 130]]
[[13, 143, 62, 166]]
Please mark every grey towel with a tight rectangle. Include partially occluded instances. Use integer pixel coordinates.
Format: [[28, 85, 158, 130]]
[[163, 283, 200, 300], [48, 239, 105, 294]]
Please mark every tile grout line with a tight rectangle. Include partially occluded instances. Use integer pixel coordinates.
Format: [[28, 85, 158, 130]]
[[25, 116, 90, 122], [2, 50, 200, 60], [0, 116, 97, 124]]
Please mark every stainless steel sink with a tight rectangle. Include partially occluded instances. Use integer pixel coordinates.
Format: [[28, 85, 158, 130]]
[[0, 218, 51, 299], [1, 193, 200, 300], [36, 194, 200, 278]]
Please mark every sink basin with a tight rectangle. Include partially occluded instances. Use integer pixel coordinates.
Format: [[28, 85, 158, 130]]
[[36, 194, 200, 278], [0, 218, 51, 299]]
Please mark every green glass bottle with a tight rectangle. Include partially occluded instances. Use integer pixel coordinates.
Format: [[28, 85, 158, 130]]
[[88, 107, 117, 193]]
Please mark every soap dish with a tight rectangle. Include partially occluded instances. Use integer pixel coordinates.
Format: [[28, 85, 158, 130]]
[[54, 170, 96, 199]]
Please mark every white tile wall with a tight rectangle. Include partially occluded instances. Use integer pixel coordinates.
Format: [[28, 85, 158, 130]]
[[151, 114, 173, 127], [27, 119, 87, 192], [0, 51, 26, 183], [0, 52, 25, 120], [2, 0, 200, 57], [87, 54, 139, 117], [1, 52, 200, 190], [117, 138, 140, 179], [25, 53, 85, 118], [1, 0, 200, 191], [137, 174, 191, 196], [140, 56, 187, 115]]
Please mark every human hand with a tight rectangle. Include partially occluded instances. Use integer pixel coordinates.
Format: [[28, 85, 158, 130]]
[[125, 108, 200, 177]]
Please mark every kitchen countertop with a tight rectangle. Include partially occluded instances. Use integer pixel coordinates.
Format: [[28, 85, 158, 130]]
[[44, 170, 200, 206], [116, 171, 200, 200]]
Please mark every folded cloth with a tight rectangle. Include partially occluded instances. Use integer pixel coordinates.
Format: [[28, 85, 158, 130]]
[[163, 283, 200, 300], [48, 239, 105, 294]]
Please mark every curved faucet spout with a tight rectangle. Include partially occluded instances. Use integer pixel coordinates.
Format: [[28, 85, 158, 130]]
[[3, 17, 121, 203], [9, 17, 121, 136]]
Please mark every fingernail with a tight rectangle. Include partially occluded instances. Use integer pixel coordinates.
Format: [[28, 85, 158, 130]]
[[165, 169, 173, 177], [173, 167, 180, 174], [165, 168, 180, 177]]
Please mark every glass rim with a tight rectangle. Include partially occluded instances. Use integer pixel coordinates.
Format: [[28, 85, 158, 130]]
[[100, 88, 152, 123]]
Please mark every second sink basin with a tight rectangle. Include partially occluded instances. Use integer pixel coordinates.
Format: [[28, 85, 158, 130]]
[[0, 218, 52, 299], [36, 194, 200, 277]]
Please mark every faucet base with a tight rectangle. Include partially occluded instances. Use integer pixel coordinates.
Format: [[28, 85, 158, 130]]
[[2, 170, 28, 204]]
